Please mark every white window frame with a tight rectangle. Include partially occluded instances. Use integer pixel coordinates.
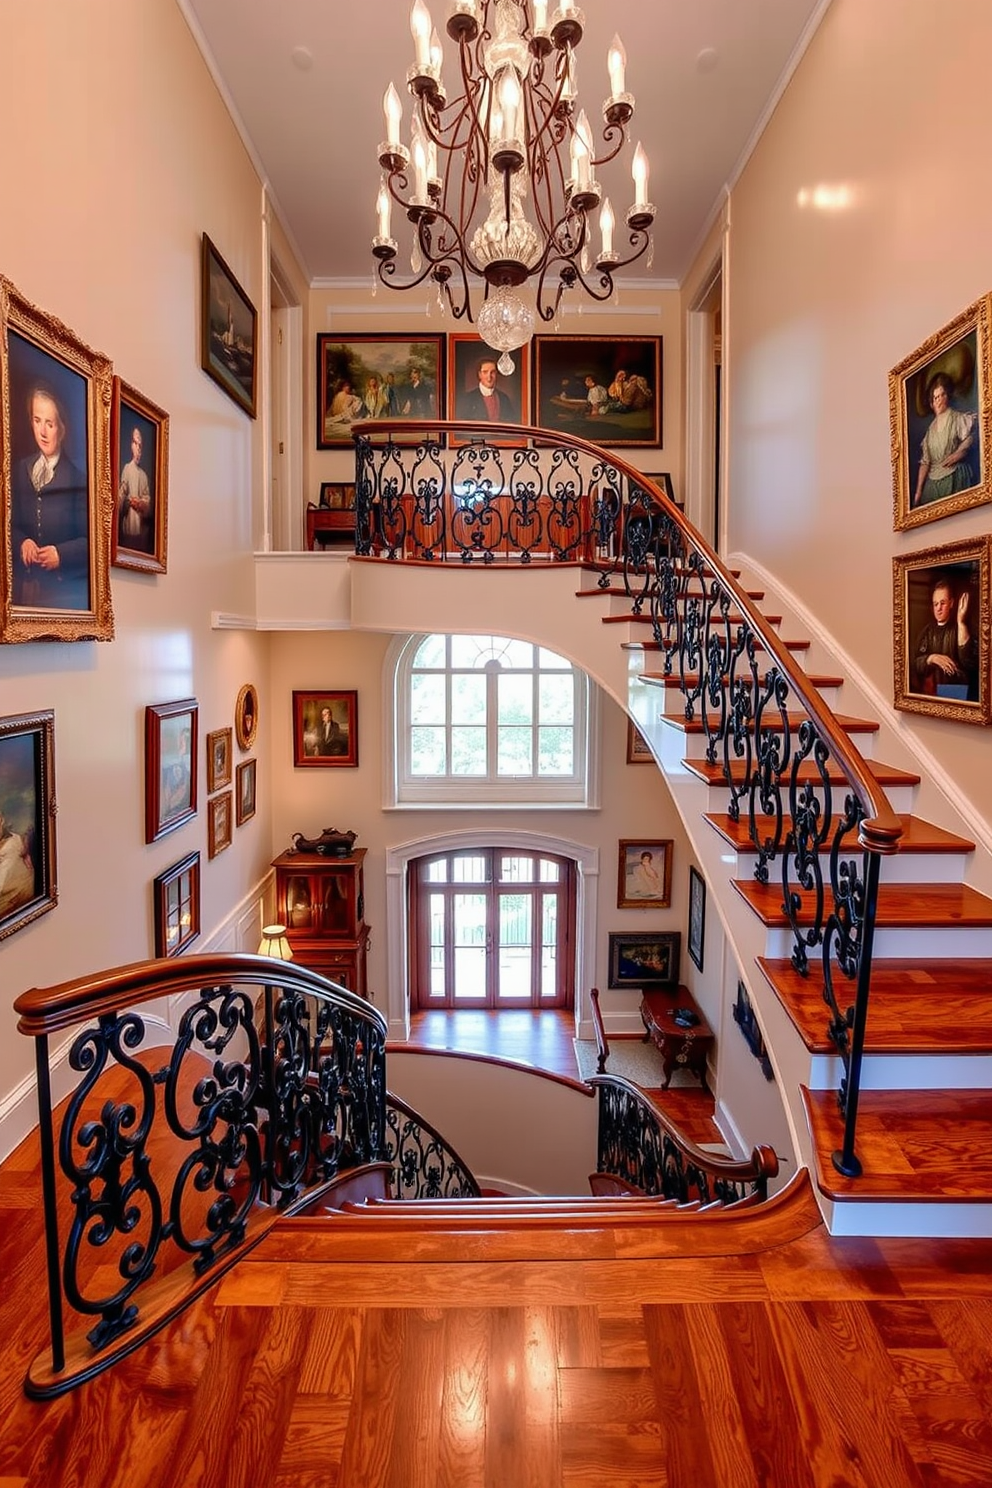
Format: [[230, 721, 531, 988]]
[[385, 633, 600, 809]]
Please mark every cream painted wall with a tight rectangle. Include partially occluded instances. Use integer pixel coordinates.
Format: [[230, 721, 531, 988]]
[[0, 0, 302, 1143], [722, 0, 992, 832], [267, 628, 695, 1033]]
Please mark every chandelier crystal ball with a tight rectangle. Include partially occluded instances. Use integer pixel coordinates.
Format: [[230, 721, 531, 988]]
[[372, 0, 656, 360]]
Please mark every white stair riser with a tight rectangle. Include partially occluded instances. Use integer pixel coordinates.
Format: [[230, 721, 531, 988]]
[[808, 1051, 992, 1091], [649, 685, 844, 718], [665, 725, 877, 761], [824, 1199, 992, 1240], [731, 853, 971, 886], [761, 925, 992, 959]]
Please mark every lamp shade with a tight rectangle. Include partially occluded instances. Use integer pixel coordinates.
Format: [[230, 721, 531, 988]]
[[258, 924, 293, 960]]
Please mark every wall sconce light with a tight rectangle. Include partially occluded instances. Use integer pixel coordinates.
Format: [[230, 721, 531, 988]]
[[258, 924, 293, 961]]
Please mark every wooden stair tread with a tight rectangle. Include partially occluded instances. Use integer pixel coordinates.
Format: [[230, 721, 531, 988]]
[[801, 1087, 992, 1203], [639, 671, 844, 690], [604, 610, 783, 626], [683, 756, 920, 788], [706, 812, 975, 855], [663, 712, 878, 736], [757, 956, 992, 1053], [576, 585, 766, 601], [622, 636, 811, 653], [735, 879, 992, 927]]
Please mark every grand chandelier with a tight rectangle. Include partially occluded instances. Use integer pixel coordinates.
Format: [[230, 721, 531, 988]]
[[372, 0, 655, 371]]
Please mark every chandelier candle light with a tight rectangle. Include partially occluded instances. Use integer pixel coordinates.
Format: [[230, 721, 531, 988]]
[[372, 0, 655, 373]]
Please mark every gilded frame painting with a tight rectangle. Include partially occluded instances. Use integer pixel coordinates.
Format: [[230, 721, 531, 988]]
[[607, 931, 680, 990], [293, 689, 359, 767], [892, 535, 991, 725], [200, 235, 257, 419], [316, 333, 445, 448], [0, 709, 57, 943], [0, 275, 114, 643], [206, 727, 232, 793], [533, 335, 662, 447], [207, 790, 233, 859], [617, 839, 673, 909], [235, 758, 256, 826], [889, 296, 992, 531], [146, 698, 198, 843], [111, 377, 169, 574], [446, 332, 530, 442]]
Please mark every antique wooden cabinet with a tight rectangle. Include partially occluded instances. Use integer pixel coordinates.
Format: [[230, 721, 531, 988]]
[[271, 848, 369, 1000]]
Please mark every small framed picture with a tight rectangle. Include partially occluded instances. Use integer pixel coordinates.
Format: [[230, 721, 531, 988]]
[[533, 334, 662, 447], [145, 699, 198, 844], [0, 709, 57, 943], [319, 482, 356, 510], [639, 471, 677, 506], [111, 377, 169, 574], [618, 839, 673, 909], [293, 690, 358, 767], [889, 296, 991, 531], [200, 234, 257, 418], [688, 865, 706, 972], [154, 850, 200, 958], [235, 682, 258, 752], [235, 758, 256, 826], [316, 333, 445, 448], [607, 931, 680, 990], [206, 727, 232, 793], [0, 274, 114, 643], [626, 718, 654, 764], [207, 791, 233, 859], [892, 535, 991, 725]]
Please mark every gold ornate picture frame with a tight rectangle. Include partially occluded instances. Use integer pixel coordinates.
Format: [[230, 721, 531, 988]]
[[0, 276, 114, 642], [892, 535, 991, 725], [889, 296, 992, 531], [111, 377, 169, 574]]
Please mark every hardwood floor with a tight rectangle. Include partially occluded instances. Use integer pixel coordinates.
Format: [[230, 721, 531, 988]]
[[2, 1141, 992, 1486]]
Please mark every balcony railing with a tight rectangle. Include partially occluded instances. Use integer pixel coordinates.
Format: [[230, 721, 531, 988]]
[[353, 420, 904, 1180]]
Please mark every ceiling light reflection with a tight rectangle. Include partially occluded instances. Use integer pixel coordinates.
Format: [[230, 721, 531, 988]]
[[796, 183, 853, 212]]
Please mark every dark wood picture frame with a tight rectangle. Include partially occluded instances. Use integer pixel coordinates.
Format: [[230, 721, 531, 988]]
[[640, 471, 677, 506], [292, 689, 359, 767], [111, 376, 169, 573], [533, 334, 662, 447], [617, 838, 673, 909], [446, 332, 530, 436], [889, 295, 991, 532], [207, 790, 233, 859], [206, 727, 232, 793], [316, 333, 445, 448], [200, 234, 257, 419], [235, 758, 256, 826], [154, 850, 201, 958], [892, 535, 991, 725], [688, 865, 706, 972], [607, 931, 681, 990], [0, 708, 57, 942], [145, 698, 198, 843], [235, 683, 258, 752], [626, 717, 654, 764], [0, 274, 114, 643], [319, 482, 357, 510]]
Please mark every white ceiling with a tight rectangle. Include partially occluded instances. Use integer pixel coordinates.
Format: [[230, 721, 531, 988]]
[[180, 0, 830, 286]]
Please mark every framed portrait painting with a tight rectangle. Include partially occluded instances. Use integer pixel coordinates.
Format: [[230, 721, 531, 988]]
[[145, 699, 198, 843], [0, 709, 57, 943], [446, 332, 530, 437], [618, 839, 673, 909], [892, 536, 991, 725], [293, 690, 358, 767], [235, 758, 256, 826], [154, 851, 200, 958], [889, 296, 992, 531], [0, 275, 114, 643], [207, 791, 233, 859], [206, 727, 232, 793], [688, 865, 706, 972], [111, 377, 169, 574], [607, 931, 680, 991], [533, 335, 662, 447], [200, 234, 257, 419], [235, 683, 258, 752], [316, 333, 445, 448]]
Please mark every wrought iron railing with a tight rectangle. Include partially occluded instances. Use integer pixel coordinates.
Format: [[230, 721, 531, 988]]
[[353, 420, 904, 1179], [14, 953, 388, 1398], [592, 1074, 778, 1205], [384, 1092, 481, 1199]]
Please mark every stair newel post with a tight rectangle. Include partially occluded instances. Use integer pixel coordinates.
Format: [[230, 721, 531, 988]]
[[831, 847, 882, 1178], [33, 1033, 66, 1375]]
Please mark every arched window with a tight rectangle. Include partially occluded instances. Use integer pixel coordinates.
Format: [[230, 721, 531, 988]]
[[391, 633, 597, 806]]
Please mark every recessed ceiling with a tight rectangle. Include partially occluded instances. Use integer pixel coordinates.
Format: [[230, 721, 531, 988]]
[[180, 0, 830, 285]]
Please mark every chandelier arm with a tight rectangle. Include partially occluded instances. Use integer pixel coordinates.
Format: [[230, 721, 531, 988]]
[[591, 120, 631, 171], [414, 197, 491, 284]]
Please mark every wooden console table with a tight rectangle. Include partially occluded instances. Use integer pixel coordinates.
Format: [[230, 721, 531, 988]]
[[306, 506, 356, 550], [639, 987, 713, 1091]]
